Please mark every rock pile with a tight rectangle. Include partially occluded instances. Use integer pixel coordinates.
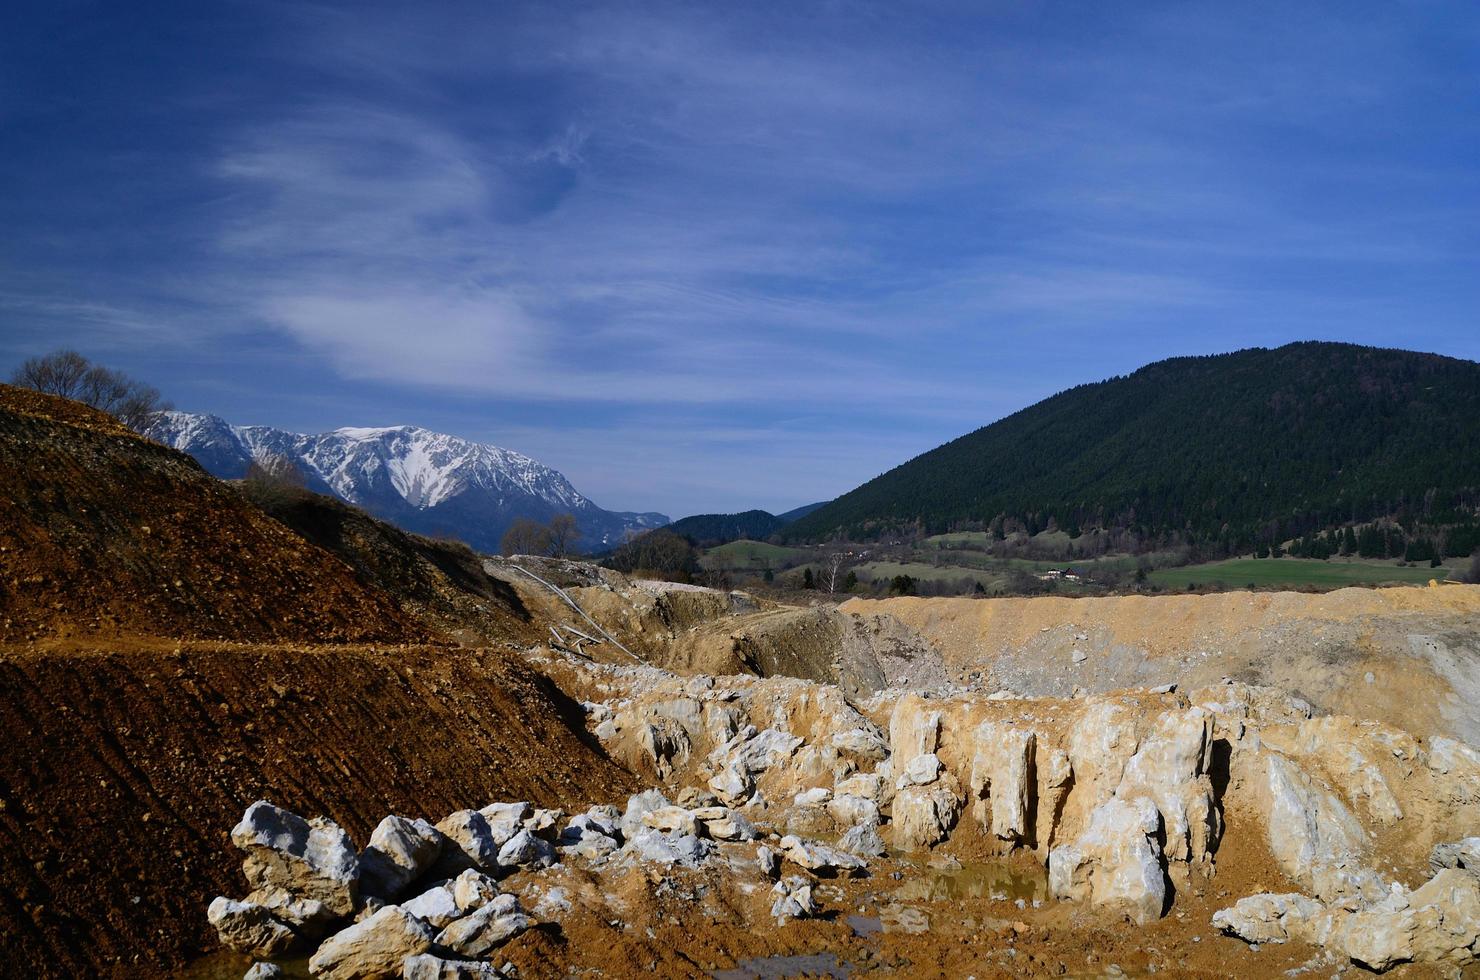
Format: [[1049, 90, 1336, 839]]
[[208, 789, 868, 977]]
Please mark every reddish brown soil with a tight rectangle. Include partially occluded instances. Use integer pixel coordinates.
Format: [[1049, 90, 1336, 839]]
[[0, 385, 428, 645], [0, 641, 637, 977]]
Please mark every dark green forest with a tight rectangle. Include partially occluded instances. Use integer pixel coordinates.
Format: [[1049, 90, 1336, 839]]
[[664, 509, 789, 546], [786, 342, 1480, 558]]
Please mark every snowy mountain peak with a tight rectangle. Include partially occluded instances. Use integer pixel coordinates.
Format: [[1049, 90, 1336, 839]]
[[146, 412, 667, 553]]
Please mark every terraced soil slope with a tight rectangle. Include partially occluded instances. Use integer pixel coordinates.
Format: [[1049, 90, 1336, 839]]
[[0, 642, 637, 977], [0, 385, 427, 645]]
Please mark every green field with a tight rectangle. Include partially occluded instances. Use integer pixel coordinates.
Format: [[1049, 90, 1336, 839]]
[[854, 560, 993, 584], [1148, 558, 1451, 590], [701, 539, 812, 570]]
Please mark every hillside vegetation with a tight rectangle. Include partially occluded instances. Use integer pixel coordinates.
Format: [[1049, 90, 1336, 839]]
[[787, 343, 1480, 557]]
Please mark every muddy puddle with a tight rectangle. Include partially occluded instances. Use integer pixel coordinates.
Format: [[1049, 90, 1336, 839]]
[[712, 952, 852, 979], [891, 856, 1047, 904]]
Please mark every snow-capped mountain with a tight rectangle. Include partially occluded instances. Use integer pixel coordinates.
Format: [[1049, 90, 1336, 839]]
[[147, 411, 668, 553]]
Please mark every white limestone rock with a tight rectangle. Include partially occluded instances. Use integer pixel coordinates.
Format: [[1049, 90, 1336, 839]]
[[699, 808, 757, 842], [888, 697, 941, 760], [969, 722, 1036, 844], [450, 869, 500, 915], [838, 824, 888, 858], [435, 894, 532, 959], [708, 766, 754, 807], [793, 787, 832, 807], [435, 811, 501, 874], [207, 896, 298, 958], [778, 834, 867, 876], [757, 844, 780, 879], [1246, 750, 1384, 903], [232, 801, 360, 918], [891, 779, 962, 851], [1212, 892, 1337, 947], [619, 790, 672, 841], [308, 905, 436, 980], [834, 772, 885, 804], [1342, 870, 1480, 971], [401, 883, 462, 931], [770, 875, 818, 922], [897, 753, 942, 788], [624, 828, 713, 867], [828, 793, 881, 829], [641, 805, 699, 836], [1431, 837, 1480, 877], [244, 963, 285, 980], [477, 802, 532, 848], [359, 816, 444, 900], [1048, 797, 1166, 926], [496, 828, 555, 871], [401, 954, 502, 979]]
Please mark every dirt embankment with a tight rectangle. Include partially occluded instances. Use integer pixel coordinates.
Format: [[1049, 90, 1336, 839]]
[[0, 385, 428, 646], [253, 490, 537, 647], [0, 642, 638, 978], [844, 584, 1480, 743]]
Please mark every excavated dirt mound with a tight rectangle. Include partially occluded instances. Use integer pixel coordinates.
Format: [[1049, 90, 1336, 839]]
[[0, 386, 427, 645], [844, 586, 1480, 743], [0, 642, 637, 977]]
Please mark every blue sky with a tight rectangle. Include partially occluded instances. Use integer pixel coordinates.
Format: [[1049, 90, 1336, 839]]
[[3, 1, 1478, 519]]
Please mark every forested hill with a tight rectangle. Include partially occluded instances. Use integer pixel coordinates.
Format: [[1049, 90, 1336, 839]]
[[786, 343, 1480, 555]]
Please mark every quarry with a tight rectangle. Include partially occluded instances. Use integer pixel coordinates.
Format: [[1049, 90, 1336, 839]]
[[2, 388, 1478, 979]]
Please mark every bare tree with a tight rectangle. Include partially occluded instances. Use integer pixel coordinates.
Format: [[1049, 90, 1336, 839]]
[[547, 513, 581, 557], [10, 348, 169, 431], [820, 549, 855, 594], [501, 517, 553, 557], [241, 453, 307, 510]]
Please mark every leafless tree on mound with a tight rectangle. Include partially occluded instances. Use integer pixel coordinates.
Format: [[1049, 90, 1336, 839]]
[[501, 517, 553, 557], [547, 513, 581, 557], [10, 348, 170, 432], [241, 453, 307, 510]]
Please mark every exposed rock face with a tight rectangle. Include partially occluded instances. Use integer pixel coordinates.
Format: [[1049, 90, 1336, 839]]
[[358, 815, 444, 900], [892, 778, 962, 851], [1241, 749, 1383, 903], [619, 790, 672, 841], [1432, 837, 1480, 876], [888, 696, 941, 761], [1048, 797, 1166, 926], [231, 802, 361, 919], [838, 824, 887, 858], [307, 905, 436, 980], [968, 722, 1035, 844]]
